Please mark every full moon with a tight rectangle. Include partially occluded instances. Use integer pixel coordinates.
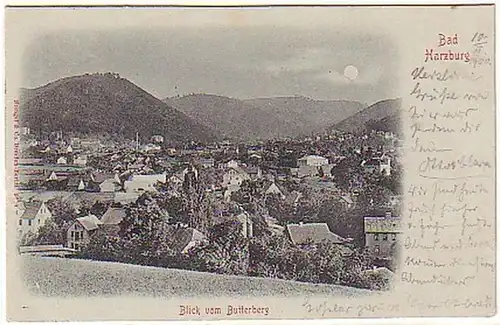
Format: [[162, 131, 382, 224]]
[[343, 65, 359, 81]]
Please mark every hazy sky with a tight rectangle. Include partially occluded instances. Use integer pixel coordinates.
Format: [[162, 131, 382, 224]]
[[22, 26, 399, 104]]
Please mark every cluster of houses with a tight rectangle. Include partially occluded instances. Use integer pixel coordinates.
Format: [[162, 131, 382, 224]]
[[16, 130, 402, 266], [17, 196, 401, 262]]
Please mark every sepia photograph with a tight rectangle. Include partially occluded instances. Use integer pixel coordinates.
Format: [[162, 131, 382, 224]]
[[15, 16, 402, 296], [4, 5, 495, 321]]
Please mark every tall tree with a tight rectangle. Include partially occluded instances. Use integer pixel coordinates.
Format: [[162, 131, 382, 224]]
[[119, 193, 174, 266], [190, 221, 249, 275]]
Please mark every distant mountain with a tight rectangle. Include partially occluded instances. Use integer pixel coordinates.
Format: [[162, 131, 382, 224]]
[[19, 73, 220, 144], [164, 94, 365, 141], [331, 98, 402, 134]]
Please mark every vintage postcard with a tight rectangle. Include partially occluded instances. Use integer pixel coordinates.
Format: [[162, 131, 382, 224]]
[[3, 4, 496, 322]]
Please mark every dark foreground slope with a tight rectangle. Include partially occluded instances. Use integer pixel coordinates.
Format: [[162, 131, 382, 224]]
[[22, 256, 371, 297]]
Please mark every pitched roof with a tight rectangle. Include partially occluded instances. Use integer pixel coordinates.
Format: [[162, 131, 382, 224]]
[[362, 267, 395, 279], [171, 227, 206, 253], [228, 166, 250, 177], [100, 207, 126, 225], [114, 192, 140, 204], [63, 192, 115, 208], [286, 223, 346, 245], [298, 155, 328, 161], [364, 215, 401, 233], [19, 201, 44, 220], [76, 214, 102, 231], [131, 174, 167, 183], [92, 172, 116, 184], [265, 182, 285, 196]]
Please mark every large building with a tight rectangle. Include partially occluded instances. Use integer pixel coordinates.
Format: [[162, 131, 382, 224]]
[[364, 212, 401, 259], [123, 173, 167, 194], [297, 155, 329, 167]]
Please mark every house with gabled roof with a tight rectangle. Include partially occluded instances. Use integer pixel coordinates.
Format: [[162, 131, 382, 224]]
[[226, 159, 239, 169], [56, 156, 68, 165], [99, 207, 127, 236], [66, 214, 102, 250], [264, 182, 286, 199], [63, 192, 114, 212], [91, 172, 117, 184], [99, 178, 121, 192], [17, 200, 53, 238], [222, 166, 251, 188], [100, 207, 126, 225], [285, 222, 351, 254], [171, 227, 207, 254], [42, 145, 55, 153]]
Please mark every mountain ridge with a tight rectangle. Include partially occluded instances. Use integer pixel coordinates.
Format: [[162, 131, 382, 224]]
[[19, 73, 220, 144], [331, 98, 402, 134], [164, 93, 366, 141]]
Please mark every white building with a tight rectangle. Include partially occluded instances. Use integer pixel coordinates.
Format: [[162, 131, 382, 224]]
[[297, 155, 329, 167], [47, 171, 59, 181], [57, 156, 68, 165], [74, 155, 88, 166], [17, 201, 53, 238], [222, 167, 250, 188], [124, 173, 167, 193], [226, 159, 239, 169], [265, 182, 285, 199]]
